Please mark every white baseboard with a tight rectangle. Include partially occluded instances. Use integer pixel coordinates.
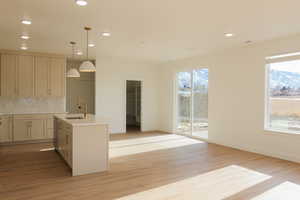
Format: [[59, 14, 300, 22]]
[[164, 130, 300, 164], [210, 140, 300, 164]]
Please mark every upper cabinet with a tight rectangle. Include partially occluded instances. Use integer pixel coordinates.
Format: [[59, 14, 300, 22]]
[[49, 58, 66, 97], [35, 56, 49, 97], [35, 56, 66, 97], [1, 54, 18, 97], [0, 52, 66, 97], [18, 55, 35, 97]]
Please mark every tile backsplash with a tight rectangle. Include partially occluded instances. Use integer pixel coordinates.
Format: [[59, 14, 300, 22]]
[[0, 97, 66, 114]]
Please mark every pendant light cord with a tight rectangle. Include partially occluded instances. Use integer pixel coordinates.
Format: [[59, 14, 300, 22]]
[[86, 29, 89, 61], [72, 43, 74, 60], [70, 41, 76, 69]]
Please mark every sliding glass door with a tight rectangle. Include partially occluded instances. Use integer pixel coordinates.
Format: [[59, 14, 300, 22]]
[[176, 69, 208, 138], [192, 69, 208, 138], [176, 72, 192, 135]]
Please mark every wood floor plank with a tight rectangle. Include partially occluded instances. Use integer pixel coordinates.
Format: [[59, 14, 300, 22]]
[[1, 132, 300, 200]]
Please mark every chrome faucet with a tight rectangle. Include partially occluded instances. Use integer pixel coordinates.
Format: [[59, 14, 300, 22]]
[[77, 103, 88, 119], [84, 103, 88, 119]]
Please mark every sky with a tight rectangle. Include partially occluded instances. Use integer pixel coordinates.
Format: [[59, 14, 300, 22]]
[[270, 60, 300, 74]]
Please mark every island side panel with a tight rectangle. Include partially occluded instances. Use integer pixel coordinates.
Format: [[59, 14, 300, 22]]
[[72, 124, 109, 176]]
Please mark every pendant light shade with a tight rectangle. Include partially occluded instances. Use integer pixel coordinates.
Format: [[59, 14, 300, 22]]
[[67, 68, 81, 77], [80, 27, 96, 72], [66, 41, 80, 78], [79, 60, 96, 72]]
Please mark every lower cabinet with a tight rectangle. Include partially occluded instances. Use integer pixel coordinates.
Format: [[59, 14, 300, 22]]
[[13, 119, 32, 141], [0, 114, 55, 143], [0, 115, 12, 142], [29, 119, 45, 140], [14, 119, 46, 141], [56, 119, 72, 167], [45, 118, 54, 139], [45, 129, 54, 139], [0, 114, 57, 144]]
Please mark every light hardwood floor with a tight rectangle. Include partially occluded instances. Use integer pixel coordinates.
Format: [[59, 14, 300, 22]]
[[1, 132, 300, 200]]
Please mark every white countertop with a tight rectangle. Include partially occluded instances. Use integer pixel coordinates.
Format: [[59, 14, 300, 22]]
[[54, 114, 108, 127], [0, 112, 67, 115]]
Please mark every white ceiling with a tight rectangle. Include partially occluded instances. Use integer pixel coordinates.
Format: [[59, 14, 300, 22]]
[[1, 0, 300, 62]]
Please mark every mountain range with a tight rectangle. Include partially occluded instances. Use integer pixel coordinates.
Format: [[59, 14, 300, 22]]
[[178, 69, 300, 89]]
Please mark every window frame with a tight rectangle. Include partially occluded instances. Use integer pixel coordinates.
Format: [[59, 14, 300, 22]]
[[264, 55, 300, 135]]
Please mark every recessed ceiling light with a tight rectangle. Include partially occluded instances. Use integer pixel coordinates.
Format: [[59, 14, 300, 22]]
[[21, 35, 30, 40], [20, 46, 28, 50], [88, 43, 95, 47], [101, 32, 111, 37], [75, 0, 87, 6], [21, 20, 31, 25], [225, 33, 234, 37]]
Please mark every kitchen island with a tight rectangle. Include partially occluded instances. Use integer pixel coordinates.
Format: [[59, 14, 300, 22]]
[[54, 114, 109, 176]]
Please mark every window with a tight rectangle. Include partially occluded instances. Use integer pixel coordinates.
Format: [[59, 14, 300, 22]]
[[265, 57, 300, 133]]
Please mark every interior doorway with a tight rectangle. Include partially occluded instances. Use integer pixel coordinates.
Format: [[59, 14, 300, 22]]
[[126, 80, 142, 133]]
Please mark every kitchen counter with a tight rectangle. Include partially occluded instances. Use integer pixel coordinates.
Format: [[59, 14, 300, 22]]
[[54, 114, 107, 127], [54, 114, 109, 176], [0, 112, 67, 115]]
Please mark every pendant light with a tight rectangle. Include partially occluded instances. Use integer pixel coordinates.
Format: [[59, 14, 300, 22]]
[[79, 27, 96, 72], [66, 41, 80, 78]]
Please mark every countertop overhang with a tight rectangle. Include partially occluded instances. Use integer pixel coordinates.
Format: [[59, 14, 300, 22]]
[[54, 114, 108, 127]]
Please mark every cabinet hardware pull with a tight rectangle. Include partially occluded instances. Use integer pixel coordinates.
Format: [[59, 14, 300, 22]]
[[27, 127, 29, 137], [29, 127, 32, 137], [66, 135, 69, 145]]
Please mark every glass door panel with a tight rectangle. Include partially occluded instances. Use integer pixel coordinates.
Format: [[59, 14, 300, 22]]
[[192, 69, 209, 139], [176, 72, 192, 135]]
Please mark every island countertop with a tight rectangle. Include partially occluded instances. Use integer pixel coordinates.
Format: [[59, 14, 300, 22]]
[[54, 114, 108, 127]]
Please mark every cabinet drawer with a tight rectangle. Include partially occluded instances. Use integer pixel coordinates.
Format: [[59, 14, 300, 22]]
[[0, 117, 12, 142]]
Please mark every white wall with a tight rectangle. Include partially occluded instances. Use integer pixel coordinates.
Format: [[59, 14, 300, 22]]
[[159, 34, 300, 163], [95, 56, 160, 134]]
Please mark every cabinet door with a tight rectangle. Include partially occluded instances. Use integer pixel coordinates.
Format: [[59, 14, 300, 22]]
[[45, 129, 54, 139], [17, 55, 35, 97], [60, 130, 65, 156], [66, 132, 72, 167], [49, 58, 65, 97], [30, 119, 44, 140], [13, 119, 31, 141], [57, 123, 64, 154], [1, 54, 17, 96], [0, 117, 12, 142], [35, 56, 50, 97]]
